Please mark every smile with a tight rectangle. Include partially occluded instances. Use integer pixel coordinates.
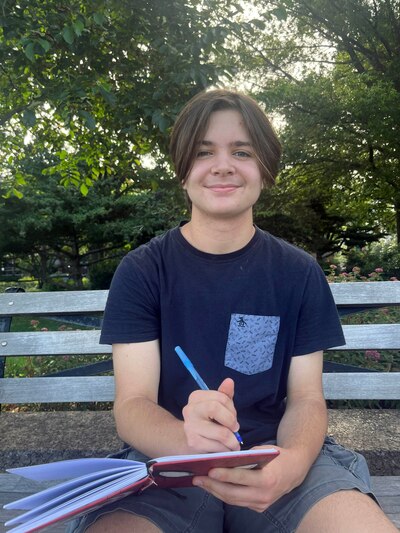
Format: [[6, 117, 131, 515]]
[[206, 185, 241, 193]]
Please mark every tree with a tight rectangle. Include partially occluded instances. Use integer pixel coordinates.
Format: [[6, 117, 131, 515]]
[[0, 148, 185, 288], [0, 0, 236, 196], [226, 0, 400, 245]]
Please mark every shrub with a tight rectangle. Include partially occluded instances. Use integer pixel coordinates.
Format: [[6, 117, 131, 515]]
[[341, 237, 400, 280]]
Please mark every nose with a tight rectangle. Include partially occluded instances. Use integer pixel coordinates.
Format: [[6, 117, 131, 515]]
[[211, 153, 234, 175]]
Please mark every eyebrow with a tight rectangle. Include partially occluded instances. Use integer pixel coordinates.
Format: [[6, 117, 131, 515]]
[[199, 140, 253, 147]]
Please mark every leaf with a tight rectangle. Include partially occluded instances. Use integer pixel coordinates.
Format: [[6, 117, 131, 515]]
[[37, 38, 51, 52], [24, 42, 36, 62], [12, 188, 24, 199], [62, 26, 75, 45], [271, 7, 288, 21], [80, 183, 89, 196], [98, 85, 116, 107], [15, 172, 27, 186], [21, 109, 36, 128], [73, 19, 85, 36], [80, 110, 96, 130], [93, 12, 106, 26]]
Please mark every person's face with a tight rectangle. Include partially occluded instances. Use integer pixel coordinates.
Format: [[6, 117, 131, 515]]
[[183, 109, 263, 222]]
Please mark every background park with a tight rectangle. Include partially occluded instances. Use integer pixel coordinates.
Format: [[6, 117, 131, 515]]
[[0, 0, 399, 393]]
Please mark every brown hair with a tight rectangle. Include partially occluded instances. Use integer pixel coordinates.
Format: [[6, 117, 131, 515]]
[[169, 89, 282, 187]]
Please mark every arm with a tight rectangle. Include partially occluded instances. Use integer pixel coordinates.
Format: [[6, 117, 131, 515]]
[[113, 341, 240, 458], [192, 351, 327, 511], [113, 340, 188, 458], [276, 350, 327, 485]]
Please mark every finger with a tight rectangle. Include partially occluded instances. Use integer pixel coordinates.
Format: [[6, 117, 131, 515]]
[[193, 476, 266, 511], [218, 377, 235, 400], [184, 397, 239, 432], [208, 465, 263, 487], [185, 418, 241, 451]]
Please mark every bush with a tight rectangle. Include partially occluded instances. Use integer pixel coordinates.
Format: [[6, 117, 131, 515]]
[[88, 259, 121, 290], [341, 237, 400, 280]]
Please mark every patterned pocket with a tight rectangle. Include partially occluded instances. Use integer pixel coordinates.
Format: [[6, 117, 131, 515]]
[[224, 314, 280, 375]]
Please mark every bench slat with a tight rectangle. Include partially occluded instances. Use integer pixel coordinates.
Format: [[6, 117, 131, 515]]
[[335, 324, 400, 350], [0, 290, 108, 316], [0, 331, 111, 356], [0, 283, 399, 318], [1, 324, 399, 357], [0, 376, 115, 403], [1, 373, 399, 403], [323, 372, 400, 399], [329, 281, 400, 306]]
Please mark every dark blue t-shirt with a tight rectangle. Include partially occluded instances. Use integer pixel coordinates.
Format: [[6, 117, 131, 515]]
[[100, 226, 345, 447]]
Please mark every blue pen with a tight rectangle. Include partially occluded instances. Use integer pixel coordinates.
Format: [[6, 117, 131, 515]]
[[174, 345, 243, 445]]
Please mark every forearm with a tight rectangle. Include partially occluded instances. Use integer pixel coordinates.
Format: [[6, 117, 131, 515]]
[[114, 396, 191, 458], [276, 395, 328, 483]]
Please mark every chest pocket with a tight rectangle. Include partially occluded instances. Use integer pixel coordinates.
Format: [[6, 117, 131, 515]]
[[224, 314, 280, 375]]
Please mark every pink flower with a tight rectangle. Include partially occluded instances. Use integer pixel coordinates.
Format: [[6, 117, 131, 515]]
[[375, 267, 383, 273], [390, 277, 398, 281], [30, 320, 39, 327], [40, 327, 48, 331], [365, 350, 381, 362], [329, 264, 337, 270]]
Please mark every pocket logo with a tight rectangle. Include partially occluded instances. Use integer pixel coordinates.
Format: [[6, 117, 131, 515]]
[[225, 314, 280, 375]]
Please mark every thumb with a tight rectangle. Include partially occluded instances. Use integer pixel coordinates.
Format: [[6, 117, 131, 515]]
[[218, 377, 235, 400]]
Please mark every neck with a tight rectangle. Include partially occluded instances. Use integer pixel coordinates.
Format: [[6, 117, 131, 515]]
[[180, 213, 255, 254]]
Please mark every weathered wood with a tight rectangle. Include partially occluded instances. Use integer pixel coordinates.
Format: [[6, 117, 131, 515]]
[[335, 324, 400, 350], [0, 330, 110, 357], [329, 281, 400, 307], [0, 290, 108, 317], [1, 373, 399, 404], [0, 376, 115, 403], [0, 323, 398, 360], [0, 282, 399, 319], [323, 373, 400, 400]]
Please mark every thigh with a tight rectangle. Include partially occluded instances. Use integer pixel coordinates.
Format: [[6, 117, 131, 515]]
[[223, 437, 377, 533], [297, 489, 397, 533]]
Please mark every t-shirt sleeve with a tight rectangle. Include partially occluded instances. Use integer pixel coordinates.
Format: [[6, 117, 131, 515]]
[[99, 254, 160, 345], [292, 261, 346, 356]]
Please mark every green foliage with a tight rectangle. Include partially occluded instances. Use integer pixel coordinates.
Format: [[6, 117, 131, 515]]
[[0, 152, 186, 288], [231, 0, 400, 245], [0, 0, 235, 195], [341, 238, 400, 280]]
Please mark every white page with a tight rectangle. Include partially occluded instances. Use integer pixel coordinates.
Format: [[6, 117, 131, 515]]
[[5, 467, 138, 526], [7, 470, 150, 533], [5, 466, 134, 511], [7, 458, 137, 481]]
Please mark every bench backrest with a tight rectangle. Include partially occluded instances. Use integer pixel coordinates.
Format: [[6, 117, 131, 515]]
[[0, 283, 399, 404]]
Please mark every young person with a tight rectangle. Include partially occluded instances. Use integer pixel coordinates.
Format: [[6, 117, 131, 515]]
[[69, 89, 397, 532]]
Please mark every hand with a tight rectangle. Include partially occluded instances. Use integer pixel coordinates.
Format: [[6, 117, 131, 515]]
[[182, 378, 241, 453], [192, 445, 309, 512]]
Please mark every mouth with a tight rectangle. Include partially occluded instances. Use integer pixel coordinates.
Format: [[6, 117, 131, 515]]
[[205, 184, 241, 193]]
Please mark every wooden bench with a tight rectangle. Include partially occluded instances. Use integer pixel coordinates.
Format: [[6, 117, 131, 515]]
[[0, 283, 399, 530]]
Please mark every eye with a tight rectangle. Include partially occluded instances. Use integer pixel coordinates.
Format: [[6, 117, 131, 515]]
[[196, 150, 212, 158], [234, 150, 252, 158]]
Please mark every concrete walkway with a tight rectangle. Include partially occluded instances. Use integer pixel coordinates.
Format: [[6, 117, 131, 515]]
[[0, 409, 399, 475]]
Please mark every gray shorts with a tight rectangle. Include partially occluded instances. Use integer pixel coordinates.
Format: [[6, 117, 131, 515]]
[[66, 437, 376, 533]]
